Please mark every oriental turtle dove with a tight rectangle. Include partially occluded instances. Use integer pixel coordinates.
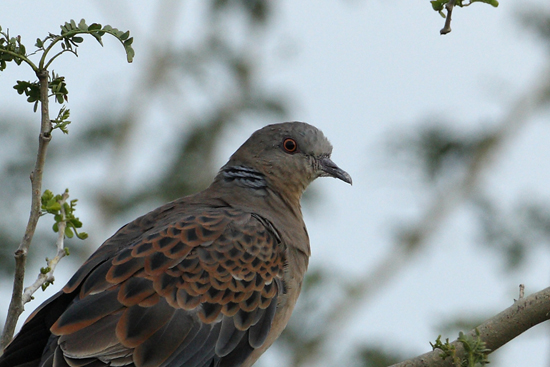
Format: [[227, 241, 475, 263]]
[[0, 121, 351, 367]]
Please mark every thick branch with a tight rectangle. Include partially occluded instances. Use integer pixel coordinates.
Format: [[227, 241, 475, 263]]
[[389, 287, 550, 367], [0, 69, 52, 350]]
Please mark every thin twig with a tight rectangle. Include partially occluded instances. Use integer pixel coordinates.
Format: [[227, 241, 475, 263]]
[[440, 0, 457, 35], [0, 69, 52, 350], [388, 287, 550, 367], [21, 191, 69, 304], [518, 284, 525, 300]]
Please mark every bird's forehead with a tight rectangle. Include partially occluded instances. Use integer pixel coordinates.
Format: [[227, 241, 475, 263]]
[[260, 121, 333, 155]]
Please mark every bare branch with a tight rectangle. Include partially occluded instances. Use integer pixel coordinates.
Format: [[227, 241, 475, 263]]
[[0, 69, 52, 350], [389, 287, 550, 367]]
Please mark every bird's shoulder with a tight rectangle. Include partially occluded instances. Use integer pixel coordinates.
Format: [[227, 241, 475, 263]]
[[65, 195, 274, 285], [65, 197, 285, 296]]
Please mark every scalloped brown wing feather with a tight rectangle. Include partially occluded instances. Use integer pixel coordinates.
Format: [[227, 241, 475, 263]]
[[20, 207, 283, 367]]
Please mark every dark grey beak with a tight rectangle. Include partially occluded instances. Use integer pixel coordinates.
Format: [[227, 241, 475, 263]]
[[319, 157, 352, 185]]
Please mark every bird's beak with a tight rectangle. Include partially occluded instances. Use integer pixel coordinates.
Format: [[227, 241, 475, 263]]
[[318, 157, 352, 185]]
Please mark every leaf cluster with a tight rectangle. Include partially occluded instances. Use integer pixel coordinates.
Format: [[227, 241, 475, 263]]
[[52, 106, 71, 134], [431, 329, 490, 367], [41, 189, 88, 240], [430, 0, 499, 18], [14, 72, 68, 112], [392, 124, 495, 183], [2, 18, 134, 129], [0, 27, 25, 70], [53, 19, 135, 63], [1, 18, 134, 74]]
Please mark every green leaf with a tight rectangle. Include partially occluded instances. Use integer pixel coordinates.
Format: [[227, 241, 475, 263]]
[[88, 23, 102, 31], [71, 218, 83, 228], [124, 41, 135, 63], [119, 31, 130, 41], [78, 19, 88, 30], [65, 226, 74, 238], [42, 189, 54, 203], [77, 232, 88, 240], [431, 0, 445, 11]]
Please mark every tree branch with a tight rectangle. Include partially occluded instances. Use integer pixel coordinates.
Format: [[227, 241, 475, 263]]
[[440, 0, 457, 35], [389, 286, 550, 367], [21, 190, 69, 304], [0, 69, 52, 350]]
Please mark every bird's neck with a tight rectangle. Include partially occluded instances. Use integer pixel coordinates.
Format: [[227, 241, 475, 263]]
[[218, 164, 268, 189], [211, 164, 304, 220], [209, 164, 312, 261]]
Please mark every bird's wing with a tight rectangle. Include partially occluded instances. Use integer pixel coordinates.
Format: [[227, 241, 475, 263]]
[[45, 206, 284, 367]]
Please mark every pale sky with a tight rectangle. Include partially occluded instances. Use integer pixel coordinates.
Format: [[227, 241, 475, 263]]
[[1, 1, 549, 366]]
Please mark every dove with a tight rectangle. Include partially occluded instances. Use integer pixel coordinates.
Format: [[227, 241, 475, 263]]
[[0, 121, 351, 367]]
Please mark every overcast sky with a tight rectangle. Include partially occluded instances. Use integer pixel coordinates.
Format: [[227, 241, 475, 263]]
[[1, 1, 549, 366]]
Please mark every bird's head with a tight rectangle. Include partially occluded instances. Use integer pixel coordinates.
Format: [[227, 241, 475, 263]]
[[218, 122, 351, 202]]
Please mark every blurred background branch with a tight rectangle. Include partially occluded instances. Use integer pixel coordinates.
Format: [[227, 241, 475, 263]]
[[279, 57, 550, 367]]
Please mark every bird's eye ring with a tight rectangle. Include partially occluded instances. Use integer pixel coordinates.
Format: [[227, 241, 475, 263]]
[[283, 138, 298, 153]]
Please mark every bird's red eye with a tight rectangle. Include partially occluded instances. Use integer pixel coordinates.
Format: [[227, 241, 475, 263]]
[[283, 138, 297, 153]]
